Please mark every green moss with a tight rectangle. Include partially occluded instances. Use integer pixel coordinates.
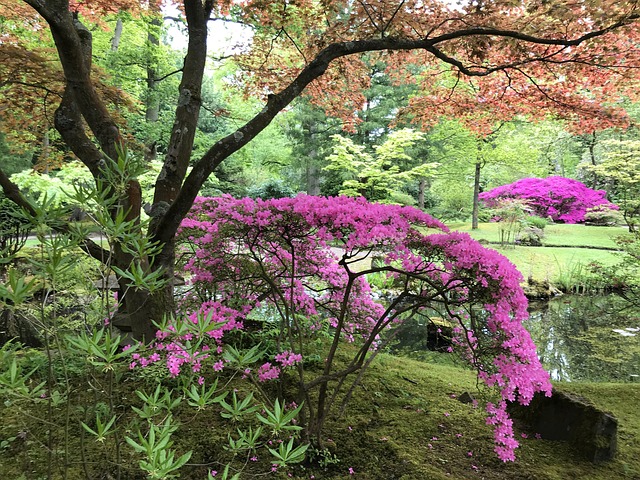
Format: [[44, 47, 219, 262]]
[[1, 353, 638, 479]]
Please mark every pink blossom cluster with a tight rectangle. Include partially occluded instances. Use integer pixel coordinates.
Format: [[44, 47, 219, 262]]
[[479, 176, 617, 223], [257, 351, 303, 382], [174, 194, 552, 461]]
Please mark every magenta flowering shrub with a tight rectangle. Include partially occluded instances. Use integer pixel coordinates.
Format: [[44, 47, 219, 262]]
[[143, 194, 550, 462], [479, 176, 617, 223]]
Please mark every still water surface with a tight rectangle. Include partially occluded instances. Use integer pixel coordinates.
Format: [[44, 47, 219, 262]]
[[526, 295, 640, 382]]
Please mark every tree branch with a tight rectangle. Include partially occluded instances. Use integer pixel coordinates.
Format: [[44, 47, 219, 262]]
[[154, 15, 638, 244], [0, 166, 111, 263]]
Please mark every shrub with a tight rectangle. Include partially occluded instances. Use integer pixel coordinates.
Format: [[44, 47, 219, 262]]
[[523, 215, 548, 230], [480, 176, 617, 224], [583, 204, 624, 226], [171, 194, 552, 462]]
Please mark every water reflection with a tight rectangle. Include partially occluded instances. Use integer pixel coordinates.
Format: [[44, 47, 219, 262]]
[[527, 295, 640, 382]]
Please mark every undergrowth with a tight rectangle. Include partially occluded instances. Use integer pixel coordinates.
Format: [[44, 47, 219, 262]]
[[1, 349, 638, 479]]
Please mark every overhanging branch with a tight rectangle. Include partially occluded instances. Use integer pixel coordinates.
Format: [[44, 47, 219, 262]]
[[153, 13, 638, 243]]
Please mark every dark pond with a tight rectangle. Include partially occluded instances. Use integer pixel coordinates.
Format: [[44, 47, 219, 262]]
[[527, 295, 640, 382]]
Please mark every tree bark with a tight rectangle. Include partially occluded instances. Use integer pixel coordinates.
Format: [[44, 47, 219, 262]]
[[418, 178, 426, 210]]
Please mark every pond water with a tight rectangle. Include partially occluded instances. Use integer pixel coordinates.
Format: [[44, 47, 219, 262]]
[[527, 295, 640, 382]]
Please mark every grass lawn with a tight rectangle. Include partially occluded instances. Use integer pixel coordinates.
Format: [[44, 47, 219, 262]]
[[487, 246, 620, 283], [447, 222, 626, 286], [450, 222, 627, 249]]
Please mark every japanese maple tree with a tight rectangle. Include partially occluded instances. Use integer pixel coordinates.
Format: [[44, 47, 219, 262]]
[[0, 0, 639, 339]]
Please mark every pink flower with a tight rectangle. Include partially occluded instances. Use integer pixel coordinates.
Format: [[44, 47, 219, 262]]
[[213, 360, 224, 372], [348, 467, 355, 475], [257, 362, 280, 382]]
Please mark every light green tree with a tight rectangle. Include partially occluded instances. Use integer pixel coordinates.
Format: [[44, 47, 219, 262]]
[[587, 139, 640, 232], [323, 129, 438, 204]]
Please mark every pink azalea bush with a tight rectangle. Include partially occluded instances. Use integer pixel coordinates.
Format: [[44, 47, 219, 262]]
[[479, 176, 617, 223], [139, 194, 551, 462]]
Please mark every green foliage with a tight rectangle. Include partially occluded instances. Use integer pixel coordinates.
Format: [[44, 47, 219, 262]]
[[0, 195, 31, 265], [247, 178, 296, 199], [0, 269, 38, 306], [268, 437, 309, 467], [0, 133, 32, 176], [586, 139, 640, 231], [183, 379, 228, 411], [125, 417, 192, 480], [219, 391, 260, 422], [583, 205, 624, 226], [488, 198, 531, 248], [66, 328, 139, 374], [0, 342, 46, 402], [324, 129, 438, 203], [81, 412, 117, 443], [523, 215, 549, 230], [256, 399, 304, 436]]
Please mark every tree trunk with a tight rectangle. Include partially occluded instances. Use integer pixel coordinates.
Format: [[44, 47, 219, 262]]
[[418, 177, 426, 210], [111, 17, 123, 51], [144, 14, 161, 164], [472, 161, 482, 230], [306, 159, 321, 195]]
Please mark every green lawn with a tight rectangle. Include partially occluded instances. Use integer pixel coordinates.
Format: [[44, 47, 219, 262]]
[[498, 246, 620, 283], [450, 222, 627, 249], [447, 222, 626, 286]]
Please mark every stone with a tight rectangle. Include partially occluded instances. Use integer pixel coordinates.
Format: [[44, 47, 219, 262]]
[[457, 391, 476, 404], [522, 278, 562, 299], [508, 389, 617, 463]]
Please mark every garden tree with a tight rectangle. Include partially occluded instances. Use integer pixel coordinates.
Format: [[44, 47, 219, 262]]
[[286, 99, 342, 195], [424, 120, 481, 219], [479, 176, 617, 223], [323, 128, 438, 203], [470, 122, 572, 228], [528, 121, 583, 178], [92, 12, 188, 162], [160, 195, 553, 459], [587, 139, 640, 231], [1, 0, 639, 341], [201, 67, 295, 196], [286, 59, 417, 196], [351, 57, 418, 145]]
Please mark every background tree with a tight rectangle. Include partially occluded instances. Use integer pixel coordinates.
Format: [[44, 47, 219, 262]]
[[1, 0, 639, 340], [323, 128, 438, 204], [587, 139, 640, 231]]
